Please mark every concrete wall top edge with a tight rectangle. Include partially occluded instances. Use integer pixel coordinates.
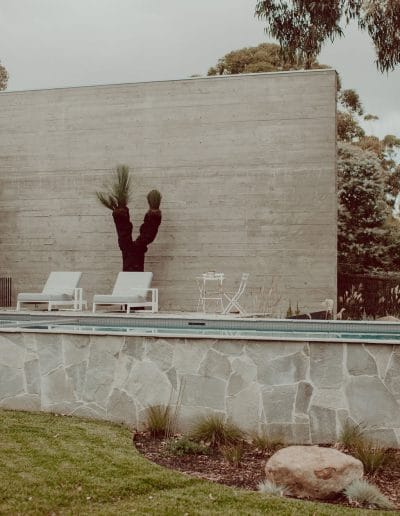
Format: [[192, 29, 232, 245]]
[[0, 68, 337, 96]]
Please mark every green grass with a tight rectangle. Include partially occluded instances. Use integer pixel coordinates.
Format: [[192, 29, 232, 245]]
[[0, 410, 396, 516]]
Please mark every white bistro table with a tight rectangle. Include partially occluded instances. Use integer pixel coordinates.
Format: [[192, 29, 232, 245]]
[[196, 272, 225, 313]]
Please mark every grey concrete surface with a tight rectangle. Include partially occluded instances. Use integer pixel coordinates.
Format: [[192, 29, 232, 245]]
[[0, 71, 337, 312]]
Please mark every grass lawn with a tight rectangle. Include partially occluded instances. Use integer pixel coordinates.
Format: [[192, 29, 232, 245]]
[[0, 410, 395, 515]]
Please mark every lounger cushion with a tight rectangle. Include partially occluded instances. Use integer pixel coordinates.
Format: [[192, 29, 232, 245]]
[[93, 294, 147, 304], [43, 272, 82, 296], [17, 293, 72, 302]]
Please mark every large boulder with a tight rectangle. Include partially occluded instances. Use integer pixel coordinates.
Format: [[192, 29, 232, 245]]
[[265, 445, 363, 499]]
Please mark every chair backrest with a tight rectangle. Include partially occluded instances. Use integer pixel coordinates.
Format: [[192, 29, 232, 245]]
[[112, 272, 153, 298], [236, 273, 249, 297], [42, 272, 82, 296]]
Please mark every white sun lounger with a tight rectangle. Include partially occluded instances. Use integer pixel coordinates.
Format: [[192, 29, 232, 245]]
[[16, 272, 84, 311], [92, 272, 158, 313]]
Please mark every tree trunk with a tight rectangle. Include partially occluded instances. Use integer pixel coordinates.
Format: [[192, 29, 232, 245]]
[[112, 207, 162, 272]]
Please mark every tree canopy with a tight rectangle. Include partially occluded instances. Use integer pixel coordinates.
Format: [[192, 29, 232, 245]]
[[255, 1, 400, 72], [0, 61, 8, 91]]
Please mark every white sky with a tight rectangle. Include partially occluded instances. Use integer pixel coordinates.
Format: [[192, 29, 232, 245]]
[[0, 0, 399, 137]]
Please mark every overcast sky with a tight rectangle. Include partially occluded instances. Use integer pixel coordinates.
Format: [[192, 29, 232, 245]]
[[1, 0, 399, 137]]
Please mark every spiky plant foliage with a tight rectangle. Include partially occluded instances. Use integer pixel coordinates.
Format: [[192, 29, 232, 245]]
[[147, 189, 162, 210], [258, 480, 290, 497], [250, 430, 284, 453], [344, 479, 395, 510], [220, 443, 245, 468], [338, 420, 367, 450], [165, 436, 209, 457], [190, 415, 244, 448], [145, 405, 172, 438], [352, 440, 389, 475], [96, 164, 132, 210]]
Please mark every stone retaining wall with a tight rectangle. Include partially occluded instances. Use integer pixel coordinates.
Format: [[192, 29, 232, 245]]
[[1, 331, 399, 447]]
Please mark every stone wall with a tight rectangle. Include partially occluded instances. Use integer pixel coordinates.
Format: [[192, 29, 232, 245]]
[[1, 331, 399, 447], [0, 70, 337, 313]]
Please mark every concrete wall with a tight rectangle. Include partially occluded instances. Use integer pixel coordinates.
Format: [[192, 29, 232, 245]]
[[0, 70, 337, 312], [1, 331, 399, 447]]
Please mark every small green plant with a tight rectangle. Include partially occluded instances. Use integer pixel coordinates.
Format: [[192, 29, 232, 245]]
[[165, 436, 208, 456], [258, 480, 290, 497], [338, 420, 367, 450], [190, 415, 243, 448], [145, 405, 173, 438], [96, 164, 132, 210], [286, 300, 293, 318], [147, 189, 162, 210], [344, 479, 395, 510], [352, 440, 389, 475], [220, 443, 245, 468], [250, 430, 284, 453], [295, 301, 300, 316]]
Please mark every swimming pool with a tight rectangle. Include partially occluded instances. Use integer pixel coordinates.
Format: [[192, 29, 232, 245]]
[[1, 312, 400, 344]]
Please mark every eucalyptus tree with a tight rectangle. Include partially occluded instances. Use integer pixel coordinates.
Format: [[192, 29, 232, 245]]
[[0, 61, 8, 91]]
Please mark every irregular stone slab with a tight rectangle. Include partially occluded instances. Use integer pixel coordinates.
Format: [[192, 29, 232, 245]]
[[126, 361, 172, 407], [212, 340, 244, 355], [246, 341, 305, 369], [227, 372, 246, 396], [263, 423, 311, 444], [181, 374, 225, 410], [198, 349, 231, 380], [346, 375, 400, 427], [226, 383, 261, 431], [41, 367, 76, 407], [107, 388, 137, 426], [347, 345, 377, 376], [230, 355, 257, 383], [0, 393, 40, 411], [0, 334, 25, 368], [36, 335, 63, 375], [265, 446, 363, 499], [83, 340, 120, 404], [122, 337, 145, 360], [309, 405, 337, 443], [24, 359, 41, 396], [172, 340, 211, 374], [311, 388, 346, 410], [65, 362, 87, 399], [365, 344, 394, 379], [0, 365, 24, 398], [364, 428, 399, 448], [146, 338, 174, 371], [257, 352, 308, 385], [310, 343, 343, 388], [295, 382, 313, 414], [384, 352, 400, 401], [262, 384, 297, 423], [62, 335, 90, 367]]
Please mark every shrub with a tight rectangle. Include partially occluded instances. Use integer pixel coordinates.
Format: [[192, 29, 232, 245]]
[[352, 440, 389, 475], [190, 415, 243, 448], [165, 436, 208, 456], [220, 444, 245, 468], [344, 479, 395, 510], [145, 405, 173, 438], [258, 480, 290, 497], [338, 420, 367, 450], [250, 430, 284, 453]]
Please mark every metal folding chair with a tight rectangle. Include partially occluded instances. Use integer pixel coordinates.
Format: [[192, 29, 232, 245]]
[[222, 273, 249, 315]]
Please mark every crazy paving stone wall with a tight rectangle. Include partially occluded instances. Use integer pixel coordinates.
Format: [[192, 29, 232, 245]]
[[1, 332, 399, 447]]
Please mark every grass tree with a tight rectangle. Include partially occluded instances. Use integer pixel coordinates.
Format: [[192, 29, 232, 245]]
[[96, 165, 162, 272]]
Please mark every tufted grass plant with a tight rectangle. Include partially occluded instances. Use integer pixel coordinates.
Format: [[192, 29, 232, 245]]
[[338, 420, 367, 450], [352, 440, 390, 475], [250, 430, 285, 453], [344, 479, 395, 510], [96, 164, 132, 210], [258, 480, 291, 497], [145, 405, 173, 438], [190, 415, 244, 448], [220, 443, 245, 468]]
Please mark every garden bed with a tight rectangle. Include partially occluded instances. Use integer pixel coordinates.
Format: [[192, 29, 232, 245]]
[[133, 431, 400, 510]]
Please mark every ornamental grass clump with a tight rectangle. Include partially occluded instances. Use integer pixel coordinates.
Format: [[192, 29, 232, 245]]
[[190, 415, 244, 449], [96, 164, 132, 210], [250, 430, 284, 453], [165, 436, 209, 457], [338, 420, 367, 451], [344, 479, 395, 510], [352, 440, 389, 475], [258, 480, 291, 497], [145, 405, 173, 438], [220, 443, 245, 468]]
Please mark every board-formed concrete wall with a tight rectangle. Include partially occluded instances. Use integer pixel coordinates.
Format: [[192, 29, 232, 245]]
[[1, 331, 399, 447], [0, 70, 337, 312]]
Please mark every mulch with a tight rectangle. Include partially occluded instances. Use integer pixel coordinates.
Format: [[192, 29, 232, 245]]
[[133, 432, 400, 510]]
